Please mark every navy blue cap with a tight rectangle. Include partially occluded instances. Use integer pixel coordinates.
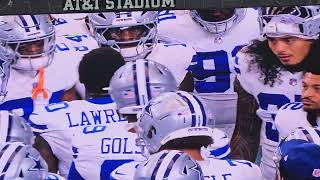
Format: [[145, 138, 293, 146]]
[[279, 139, 320, 180]]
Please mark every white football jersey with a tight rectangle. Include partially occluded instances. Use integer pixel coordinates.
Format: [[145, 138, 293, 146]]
[[146, 42, 196, 85], [52, 13, 91, 37], [275, 102, 320, 140], [236, 50, 303, 180], [0, 33, 98, 120], [156, 9, 260, 136], [199, 158, 262, 180], [29, 97, 144, 179]]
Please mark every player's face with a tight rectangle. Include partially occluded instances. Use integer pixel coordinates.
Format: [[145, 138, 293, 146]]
[[267, 37, 312, 66], [9, 40, 44, 57], [103, 25, 150, 48], [302, 72, 320, 110], [197, 8, 235, 22]]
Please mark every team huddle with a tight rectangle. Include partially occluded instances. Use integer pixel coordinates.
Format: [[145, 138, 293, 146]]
[[0, 5, 319, 180]]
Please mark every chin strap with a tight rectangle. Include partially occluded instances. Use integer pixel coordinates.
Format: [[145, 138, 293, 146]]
[[32, 68, 48, 100]]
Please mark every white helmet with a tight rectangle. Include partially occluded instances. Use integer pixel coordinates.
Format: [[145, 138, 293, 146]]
[[88, 11, 158, 61], [190, 8, 246, 37], [137, 91, 214, 154], [134, 150, 204, 180], [0, 142, 48, 180], [0, 110, 34, 146], [259, 6, 320, 39], [0, 15, 56, 71], [109, 59, 177, 115]]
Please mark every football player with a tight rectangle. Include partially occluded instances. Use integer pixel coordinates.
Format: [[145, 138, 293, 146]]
[[28, 47, 125, 179], [275, 55, 320, 139], [273, 127, 320, 180], [87, 11, 196, 88], [49, 13, 99, 99], [28, 47, 178, 179], [109, 66, 231, 179], [133, 91, 262, 180], [0, 14, 95, 120], [233, 5, 320, 180], [107, 58, 179, 179], [156, 8, 261, 138]]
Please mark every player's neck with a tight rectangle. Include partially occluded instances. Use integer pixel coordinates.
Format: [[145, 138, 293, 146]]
[[182, 149, 204, 161]]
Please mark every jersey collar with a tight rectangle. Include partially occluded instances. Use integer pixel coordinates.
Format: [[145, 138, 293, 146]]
[[86, 96, 113, 105]]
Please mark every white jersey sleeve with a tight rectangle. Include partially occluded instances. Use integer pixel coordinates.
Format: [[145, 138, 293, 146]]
[[275, 102, 312, 139], [29, 101, 72, 133], [235, 43, 303, 180], [147, 43, 196, 84], [198, 159, 262, 180], [52, 13, 90, 36]]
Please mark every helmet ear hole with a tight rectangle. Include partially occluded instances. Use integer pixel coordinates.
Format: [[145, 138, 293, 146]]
[[19, 170, 24, 177], [147, 126, 156, 139], [183, 166, 188, 174]]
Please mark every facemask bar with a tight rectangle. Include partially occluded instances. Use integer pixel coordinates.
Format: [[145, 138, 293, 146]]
[[93, 23, 157, 60]]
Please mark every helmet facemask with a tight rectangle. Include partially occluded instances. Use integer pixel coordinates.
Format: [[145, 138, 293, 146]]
[[190, 8, 246, 37], [5, 33, 56, 72], [89, 11, 158, 61], [0, 15, 56, 72], [95, 23, 157, 61]]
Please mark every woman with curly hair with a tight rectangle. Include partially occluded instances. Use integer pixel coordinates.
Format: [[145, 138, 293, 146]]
[[230, 5, 320, 180]]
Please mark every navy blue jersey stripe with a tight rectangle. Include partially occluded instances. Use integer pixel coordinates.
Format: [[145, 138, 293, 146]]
[[315, 129, 320, 138], [302, 129, 314, 143], [2, 145, 23, 174], [0, 144, 10, 160], [163, 152, 182, 178], [151, 152, 168, 180]]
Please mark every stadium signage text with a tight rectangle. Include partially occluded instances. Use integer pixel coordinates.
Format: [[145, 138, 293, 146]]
[[63, 0, 176, 11]]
